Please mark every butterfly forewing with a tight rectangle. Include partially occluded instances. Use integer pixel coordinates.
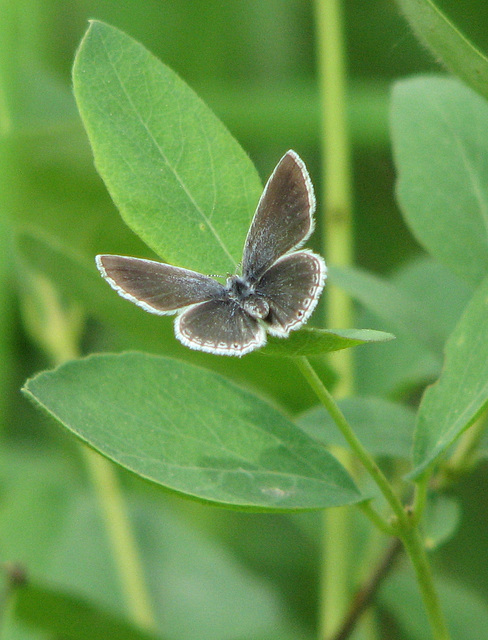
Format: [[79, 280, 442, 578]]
[[242, 150, 316, 282], [255, 250, 326, 336], [96, 255, 224, 315], [176, 299, 266, 356]]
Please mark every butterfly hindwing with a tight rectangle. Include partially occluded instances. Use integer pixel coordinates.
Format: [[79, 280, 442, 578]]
[[175, 299, 266, 356], [255, 250, 326, 336], [96, 255, 224, 315]]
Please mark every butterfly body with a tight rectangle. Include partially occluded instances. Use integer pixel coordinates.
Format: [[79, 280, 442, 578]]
[[96, 150, 327, 356], [225, 275, 270, 319]]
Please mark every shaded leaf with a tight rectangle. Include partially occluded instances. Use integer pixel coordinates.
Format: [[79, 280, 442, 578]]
[[354, 256, 472, 398], [392, 76, 488, 286], [73, 21, 262, 275], [423, 494, 461, 550], [14, 581, 162, 640], [330, 264, 440, 352], [412, 276, 488, 478], [23, 352, 362, 511], [380, 569, 488, 640], [299, 397, 415, 459]]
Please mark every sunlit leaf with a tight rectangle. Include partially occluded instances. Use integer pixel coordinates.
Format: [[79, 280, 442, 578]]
[[73, 21, 262, 276]]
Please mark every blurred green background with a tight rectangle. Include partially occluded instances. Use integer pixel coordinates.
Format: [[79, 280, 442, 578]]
[[2, 1, 488, 638]]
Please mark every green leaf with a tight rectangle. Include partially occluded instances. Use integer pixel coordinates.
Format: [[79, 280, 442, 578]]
[[423, 494, 461, 550], [73, 20, 262, 275], [391, 76, 488, 286], [380, 569, 488, 640], [48, 491, 290, 639], [329, 265, 440, 352], [355, 256, 472, 398], [299, 397, 415, 459], [411, 276, 488, 478], [14, 582, 163, 640], [23, 352, 362, 511], [262, 327, 394, 357], [394, 0, 488, 102]]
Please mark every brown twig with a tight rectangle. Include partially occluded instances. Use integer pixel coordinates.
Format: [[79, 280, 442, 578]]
[[328, 537, 403, 640]]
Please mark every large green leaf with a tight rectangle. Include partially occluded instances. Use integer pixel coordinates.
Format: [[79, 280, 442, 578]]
[[0, 445, 292, 640], [411, 276, 488, 478], [391, 76, 488, 286], [394, 0, 488, 102], [23, 353, 362, 511], [73, 21, 262, 275]]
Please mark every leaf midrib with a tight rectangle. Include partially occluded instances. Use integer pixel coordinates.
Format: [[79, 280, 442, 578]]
[[96, 25, 236, 267]]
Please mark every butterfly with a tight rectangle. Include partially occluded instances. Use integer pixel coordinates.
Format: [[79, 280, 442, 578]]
[[96, 150, 327, 356]]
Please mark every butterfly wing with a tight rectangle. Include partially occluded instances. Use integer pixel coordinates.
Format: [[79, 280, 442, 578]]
[[96, 255, 224, 315], [255, 250, 326, 336], [175, 299, 266, 356], [242, 150, 316, 282]]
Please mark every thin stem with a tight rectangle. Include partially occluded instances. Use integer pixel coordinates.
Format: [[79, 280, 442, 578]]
[[296, 357, 408, 527], [319, 501, 351, 638], [80, 448, 155, 629], [314, 0, 355, 635], [23, 277, 156, 631], [315, 0, 353, 378], [330, 538, 403, 640], [358, 501, 395, 537], [400, 528, 451, 640]]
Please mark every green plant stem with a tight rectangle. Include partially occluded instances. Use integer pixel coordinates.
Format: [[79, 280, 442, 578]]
[[400, 527, 451, 640], [314, 0, 355, 636], [298, 356, 451, 640], [24, 278, 156, 631], [357, 501, 395, 536], [80, 447, 155, 630], [297, 357, 408, 526], [315, 0, 353, 366]]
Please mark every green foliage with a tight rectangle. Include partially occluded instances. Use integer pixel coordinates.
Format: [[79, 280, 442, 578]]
[[73, 21, 262, 276], [263, 327, 394, 357], [381, 570, 488, 640], [14, 582, 163, 640], [392, 76, 488, 286], [394, 0, 488, 101], [23, 352, 362, 510], [3, 3, 488, 640], [412, 275, 488, 477], [299, 397, 416, 459]]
